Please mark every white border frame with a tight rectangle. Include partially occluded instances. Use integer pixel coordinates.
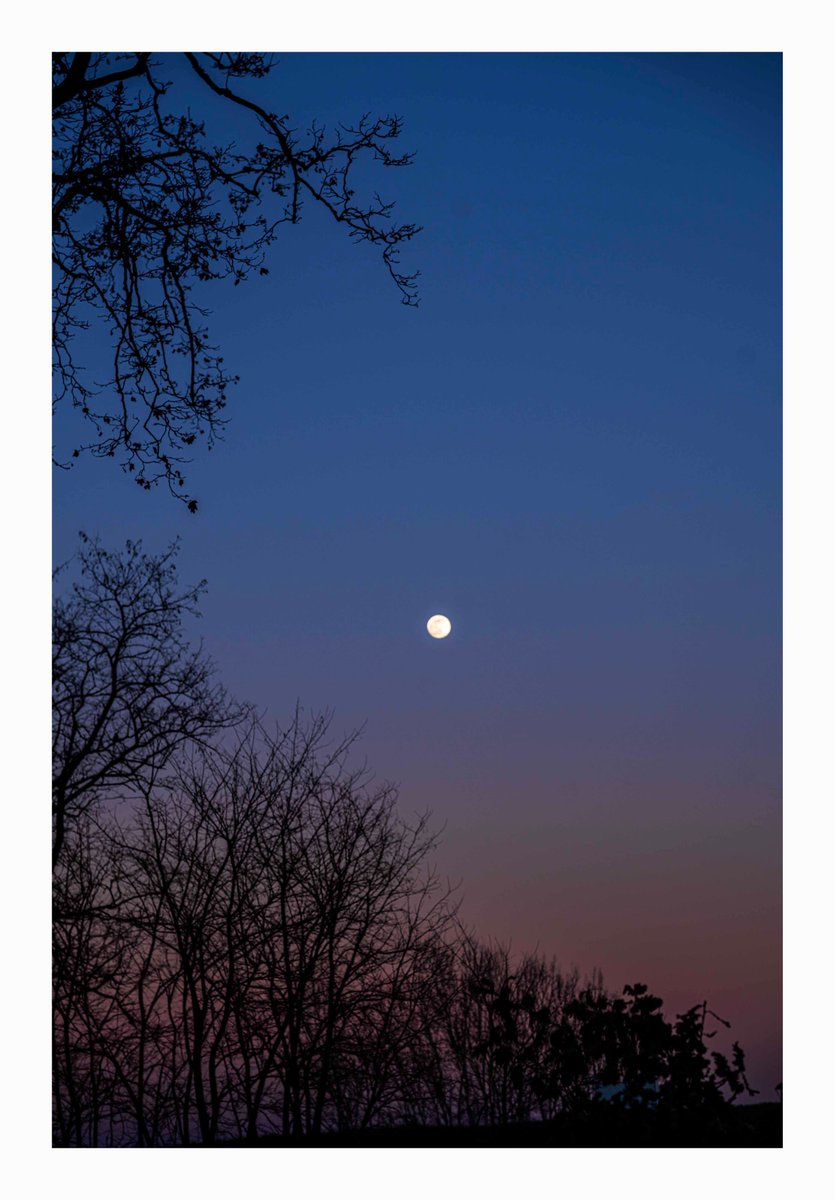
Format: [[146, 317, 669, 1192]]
[[5, 3, 831, 1195]]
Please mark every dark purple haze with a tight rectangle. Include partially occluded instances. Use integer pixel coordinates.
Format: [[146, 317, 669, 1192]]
[[54, 53, 781, 1092]]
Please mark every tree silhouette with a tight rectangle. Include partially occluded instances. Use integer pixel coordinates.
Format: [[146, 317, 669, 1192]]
[[52, 704, 457, 1144], [478, 979, 760, 1118], [52, 534, 242, 871], [405, 939, 594, 1127], [52, 52, 420, 506]]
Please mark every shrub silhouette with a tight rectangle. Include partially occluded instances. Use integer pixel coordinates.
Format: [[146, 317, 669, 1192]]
[[470, 979, 758, 1118]]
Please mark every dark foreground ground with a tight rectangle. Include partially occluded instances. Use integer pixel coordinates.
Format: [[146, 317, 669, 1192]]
[[217, 1102, 781, 1149]]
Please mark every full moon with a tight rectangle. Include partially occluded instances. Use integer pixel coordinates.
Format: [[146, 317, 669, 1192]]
[[426, 614, 452, 639]]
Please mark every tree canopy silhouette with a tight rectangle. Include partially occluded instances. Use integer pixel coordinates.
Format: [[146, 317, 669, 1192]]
[[52, 535, 242, 871], [52, 52, 420, 507]]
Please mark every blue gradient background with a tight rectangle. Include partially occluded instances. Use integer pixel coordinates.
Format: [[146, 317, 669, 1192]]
[[54, 53, 781, 1092]]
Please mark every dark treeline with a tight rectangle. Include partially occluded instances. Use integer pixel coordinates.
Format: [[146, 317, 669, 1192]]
[[53, 540, 759, 1147]]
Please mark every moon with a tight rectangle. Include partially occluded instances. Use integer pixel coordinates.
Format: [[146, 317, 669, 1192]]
[[426, 614, 452, 639]]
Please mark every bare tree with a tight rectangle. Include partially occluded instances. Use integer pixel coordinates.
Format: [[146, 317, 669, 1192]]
[[52, 535, 242, 871], [52, 52, 420, 506], [399, 937, 591, 1128], [53, 706, 456, 1145], [139, 711, 456, 1141]]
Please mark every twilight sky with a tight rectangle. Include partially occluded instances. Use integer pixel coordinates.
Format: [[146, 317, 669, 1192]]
[[53, 53, 781, 1092]]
